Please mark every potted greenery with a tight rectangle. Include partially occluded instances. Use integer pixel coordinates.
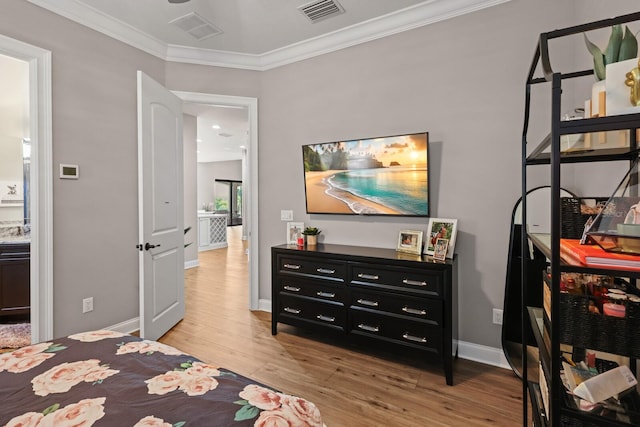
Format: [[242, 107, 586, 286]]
[[584, 24, 638, 116], [584, 24, 638, 81], [302, 227, 321, 246]]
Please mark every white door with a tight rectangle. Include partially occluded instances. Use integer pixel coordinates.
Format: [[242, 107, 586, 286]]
[[137, 71, 184, 341]]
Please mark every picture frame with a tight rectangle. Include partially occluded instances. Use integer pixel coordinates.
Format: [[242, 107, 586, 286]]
[[433, 238, 449, 261], [396, 230, 423, 254], [424, 218, 458, 258], [286, 222, 304, 245]]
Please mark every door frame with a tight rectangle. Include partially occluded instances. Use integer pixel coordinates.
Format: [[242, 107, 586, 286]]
[[0, 35, 53, 342], [172, 91, 259, 310]]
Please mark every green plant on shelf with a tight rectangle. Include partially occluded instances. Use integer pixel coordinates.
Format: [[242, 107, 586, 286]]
[[584, 24, 638, 80]]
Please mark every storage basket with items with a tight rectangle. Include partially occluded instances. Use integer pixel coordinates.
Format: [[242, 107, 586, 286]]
[[543, 269, 640, 357]]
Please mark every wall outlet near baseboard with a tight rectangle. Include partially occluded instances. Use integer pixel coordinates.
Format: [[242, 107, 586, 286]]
[[492, 308, 503, 325], [83, 297, 94, 313]]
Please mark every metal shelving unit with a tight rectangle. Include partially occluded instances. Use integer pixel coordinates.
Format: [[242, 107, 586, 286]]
[[521, 11, 640, 426]]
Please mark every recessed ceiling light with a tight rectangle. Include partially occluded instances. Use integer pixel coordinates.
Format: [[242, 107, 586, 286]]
[[196, 139, 202, 143], [212, 124, 221, 129]]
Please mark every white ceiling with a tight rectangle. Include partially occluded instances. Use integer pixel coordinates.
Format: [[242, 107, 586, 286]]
[[26, 0, 509, 163], [182, 103, 248, 163]]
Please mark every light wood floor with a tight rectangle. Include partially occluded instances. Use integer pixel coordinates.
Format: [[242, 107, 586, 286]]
[[159, 227, 524, 426]]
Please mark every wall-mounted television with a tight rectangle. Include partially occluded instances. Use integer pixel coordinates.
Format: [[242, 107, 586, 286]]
[[302, 132, 429, 217]]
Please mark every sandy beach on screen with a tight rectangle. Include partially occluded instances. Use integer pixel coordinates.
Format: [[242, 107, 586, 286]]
[[305, 170, 401, 214]]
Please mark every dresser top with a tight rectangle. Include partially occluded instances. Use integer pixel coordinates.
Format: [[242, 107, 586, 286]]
[[272, 243, 455, 267]]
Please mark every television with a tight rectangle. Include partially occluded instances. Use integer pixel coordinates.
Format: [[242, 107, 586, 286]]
[[302, 132, 429, 217]]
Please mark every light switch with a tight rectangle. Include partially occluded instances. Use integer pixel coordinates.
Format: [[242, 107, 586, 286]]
[[280, 210, 293, 221]]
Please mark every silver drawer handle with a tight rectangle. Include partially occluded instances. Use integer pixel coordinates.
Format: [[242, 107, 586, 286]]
[[402, 279, 427, 287], [357, 299, 379, 307], [316, 291, 335, 298], [283, 264, 301, 270], [316, 315, 335, 322], [283, 286, 301, 292], [357, 273, 379, 280], [358, 324, 379, 332], [403, 333, 427, 343], [402, 306, 427, 316], [316, 268, 335, 274], [284, 307, 301, 314]]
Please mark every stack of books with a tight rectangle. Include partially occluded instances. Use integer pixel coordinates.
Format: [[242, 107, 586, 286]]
[[560, 239, 640, 271]]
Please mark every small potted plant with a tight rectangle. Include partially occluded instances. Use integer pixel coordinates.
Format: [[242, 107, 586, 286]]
[[584, 24, 638, 81], [584, 25, 638, 116], [302, 227, 321, 246]]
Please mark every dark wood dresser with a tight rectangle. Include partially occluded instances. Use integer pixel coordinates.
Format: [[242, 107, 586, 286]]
[[0, 242, 30, 318], [271, 243, 458, 385]]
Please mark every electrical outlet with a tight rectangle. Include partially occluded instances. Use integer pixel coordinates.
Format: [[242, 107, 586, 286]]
[[280, 210, 293, 221], [83, 297, 94, 313], [492, 308, 503, 325]]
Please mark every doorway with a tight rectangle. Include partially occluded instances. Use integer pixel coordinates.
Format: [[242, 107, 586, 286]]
[[0, 53, 31, 349], [0, 35, 53, 343], [174, 91, 259, 311], [215, 179, 242, 226]]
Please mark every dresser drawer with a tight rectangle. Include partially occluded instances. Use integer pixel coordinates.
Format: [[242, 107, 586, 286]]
[[278, 255, 346, 283], [350, 264, 442, 297], [279, 278, 346, 303], [349, 310, 442, 354], [278, 294, 346, 330], [350, 289, 442, 326]]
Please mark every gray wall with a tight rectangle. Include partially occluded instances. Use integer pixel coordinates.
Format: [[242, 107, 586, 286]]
[[1, 0, 165, 336], [257, 0, 574, 348], [196, 160, 242, 210], [3, 0, 640, 350]]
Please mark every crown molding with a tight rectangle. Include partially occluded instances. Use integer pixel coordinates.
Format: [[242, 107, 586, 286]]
[[29, 0, 511, 71], [28, 0, 168, 58]]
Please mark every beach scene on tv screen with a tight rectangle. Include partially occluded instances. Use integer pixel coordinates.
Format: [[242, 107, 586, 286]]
[[303, 133, 428, 216]]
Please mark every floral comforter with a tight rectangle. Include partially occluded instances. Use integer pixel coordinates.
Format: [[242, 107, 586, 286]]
[[0, 330, 324, 427]]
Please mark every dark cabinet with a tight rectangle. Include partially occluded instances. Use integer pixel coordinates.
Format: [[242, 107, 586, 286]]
[[272, 243, 458, 385], [0, 243, 30, 317]]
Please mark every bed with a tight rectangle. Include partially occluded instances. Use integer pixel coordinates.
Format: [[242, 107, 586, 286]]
[[0, 330, 324, 426]]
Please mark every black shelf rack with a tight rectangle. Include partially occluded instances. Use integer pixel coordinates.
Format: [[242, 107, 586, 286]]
[[521, 11, 640, 427]]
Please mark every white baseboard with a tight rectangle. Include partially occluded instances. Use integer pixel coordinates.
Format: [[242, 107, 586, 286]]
[[106, 317, 139, 335], [184, 259, 199, 269], [457, 340, 510, 369], [258, 299, 272, 312]]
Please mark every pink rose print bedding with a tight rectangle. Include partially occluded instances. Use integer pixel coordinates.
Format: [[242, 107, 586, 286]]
[[0, 330, 324, 427]]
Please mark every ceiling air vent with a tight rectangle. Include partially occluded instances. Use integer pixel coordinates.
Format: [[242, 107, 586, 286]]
[[170, 12, 222, 41], [298, 0, 345, 24]]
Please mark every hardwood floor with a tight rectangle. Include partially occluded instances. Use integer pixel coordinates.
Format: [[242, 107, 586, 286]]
[[159, 227, 524, 426]]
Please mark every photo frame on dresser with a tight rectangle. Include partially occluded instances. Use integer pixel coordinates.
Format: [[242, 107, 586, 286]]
[[286, 222, 304, 245], [425, 218, 458, 258], [396, 230, 423, 254], [433, 238, 449, 261]]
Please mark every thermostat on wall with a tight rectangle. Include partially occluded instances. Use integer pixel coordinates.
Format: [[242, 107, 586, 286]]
[[59, 164, 79, 179]]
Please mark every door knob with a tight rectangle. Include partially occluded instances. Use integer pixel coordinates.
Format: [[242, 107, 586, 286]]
[[144, 242, 160, 251]]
